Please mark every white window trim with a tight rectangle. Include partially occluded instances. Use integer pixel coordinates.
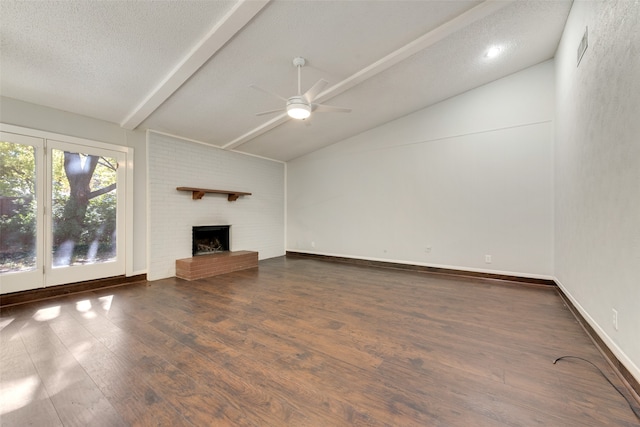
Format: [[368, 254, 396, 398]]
[[0, 123, 136, 277]]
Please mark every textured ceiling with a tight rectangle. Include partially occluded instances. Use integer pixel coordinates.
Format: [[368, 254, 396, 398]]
[[0, 0, 236, 124], [0, 0, 573, 161]]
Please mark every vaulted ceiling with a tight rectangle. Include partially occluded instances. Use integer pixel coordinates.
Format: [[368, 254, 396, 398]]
[[0, 0, 572, 161]]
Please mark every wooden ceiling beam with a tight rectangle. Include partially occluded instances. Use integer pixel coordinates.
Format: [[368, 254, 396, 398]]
[[120, 0, 271, 130], [223, 0, 513, 151]]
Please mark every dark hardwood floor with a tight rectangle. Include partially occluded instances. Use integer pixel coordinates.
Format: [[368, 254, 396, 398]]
[[1, 256, 638, 426]]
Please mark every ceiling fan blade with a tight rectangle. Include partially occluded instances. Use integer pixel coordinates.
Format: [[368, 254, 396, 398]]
[[303, 79, 328, 103], [249, 84, 288, 102], [313, 103, 351, 113], [255, 108, 285, 116]]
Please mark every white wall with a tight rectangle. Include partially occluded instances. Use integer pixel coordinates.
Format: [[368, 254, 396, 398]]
[[0, 96, 147, 274], [288, 61, 555, 278], [147, 131, 285, 281], [555, 1, 640, 381]]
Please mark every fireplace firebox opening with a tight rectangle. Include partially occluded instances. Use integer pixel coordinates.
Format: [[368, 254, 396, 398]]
[[192, 225, 230, 256]]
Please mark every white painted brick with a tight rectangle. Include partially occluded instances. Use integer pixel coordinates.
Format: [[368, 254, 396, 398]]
[[148, 133, 284, 280]]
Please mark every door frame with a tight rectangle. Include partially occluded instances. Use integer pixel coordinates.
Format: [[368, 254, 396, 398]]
[[45, 140, 127, 287], [0, 123, 134, 293]]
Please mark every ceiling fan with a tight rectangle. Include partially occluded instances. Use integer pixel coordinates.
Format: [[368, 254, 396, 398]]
[[250, 57, 351, 120]]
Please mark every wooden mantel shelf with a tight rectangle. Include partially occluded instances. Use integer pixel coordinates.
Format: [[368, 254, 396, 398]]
[[177, 187, 251, 202]]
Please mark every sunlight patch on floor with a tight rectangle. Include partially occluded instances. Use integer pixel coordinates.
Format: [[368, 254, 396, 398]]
[[76, 299, 97, 319], [98, 295, 113, 312], [0, 375, 40, 415], [75, 300, 92, 312], [0, 317, 15, 331], [33, 306, 60, 322]]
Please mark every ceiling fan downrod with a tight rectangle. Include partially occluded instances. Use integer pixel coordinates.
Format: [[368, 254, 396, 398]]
[[293, 57, 306, 96]]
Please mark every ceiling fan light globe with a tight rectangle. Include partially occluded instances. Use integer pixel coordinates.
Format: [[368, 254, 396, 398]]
[[286, 101, 311, 120]]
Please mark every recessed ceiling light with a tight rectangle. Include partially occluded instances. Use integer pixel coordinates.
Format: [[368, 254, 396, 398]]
[[485, 46, 501, 58]]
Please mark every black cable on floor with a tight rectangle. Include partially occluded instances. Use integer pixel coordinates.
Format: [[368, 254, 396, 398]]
[[553, 355, 640, 422]]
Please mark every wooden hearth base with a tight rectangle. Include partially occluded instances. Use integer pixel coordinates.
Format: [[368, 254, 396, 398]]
[[176, 251, 258, 281]]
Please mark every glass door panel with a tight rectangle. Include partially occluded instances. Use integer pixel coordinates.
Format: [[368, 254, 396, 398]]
[[46, 141, 125, 287], [0, 132, 44, 293], [50, 150, 118, 267]]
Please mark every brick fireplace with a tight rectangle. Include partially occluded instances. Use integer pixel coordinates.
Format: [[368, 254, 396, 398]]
[[176, 224, 257, 280]]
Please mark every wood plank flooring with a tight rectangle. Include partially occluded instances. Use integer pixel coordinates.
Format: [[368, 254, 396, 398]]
[[1, 256, 638, 426]]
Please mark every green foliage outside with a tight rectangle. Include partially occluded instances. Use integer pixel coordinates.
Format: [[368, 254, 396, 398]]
[[0, 142, 36, 271], [0, 141, 117, 272]]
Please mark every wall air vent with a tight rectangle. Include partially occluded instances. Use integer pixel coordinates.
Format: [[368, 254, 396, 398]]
[[577, 26, 588, 67]]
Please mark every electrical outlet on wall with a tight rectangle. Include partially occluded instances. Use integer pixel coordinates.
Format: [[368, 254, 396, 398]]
[[485, 255, 492, 264], [612, 308, 618, 331]]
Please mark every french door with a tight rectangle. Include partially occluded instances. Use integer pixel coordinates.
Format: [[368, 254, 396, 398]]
[[0, 133, 44, 293], [1, 131, 126, 293]]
